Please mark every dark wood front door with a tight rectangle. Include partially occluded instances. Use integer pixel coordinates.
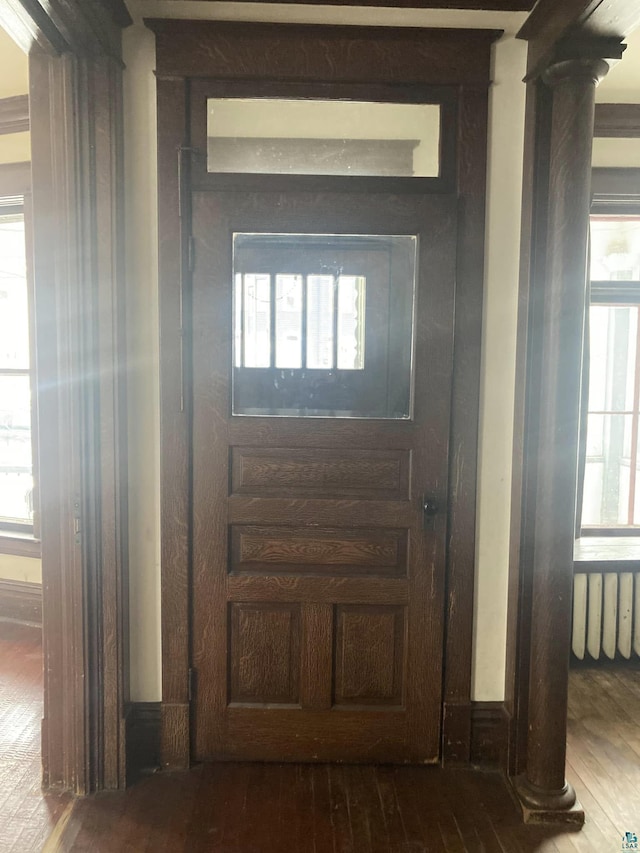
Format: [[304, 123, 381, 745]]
[[191, 190, 456, 763]]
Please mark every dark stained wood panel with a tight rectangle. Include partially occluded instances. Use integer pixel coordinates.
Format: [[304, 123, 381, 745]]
[[231, 526, 408, 577], [147, 20, 500, 87], [157, 77, 192, 771], [231, 447, 410, 500], [334, 605, 405, 707], [229, 603, 301, 705]]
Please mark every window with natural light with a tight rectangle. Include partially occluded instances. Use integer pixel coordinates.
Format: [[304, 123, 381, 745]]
[[582, 215, 640, 530], [0, 205, 33, 530]]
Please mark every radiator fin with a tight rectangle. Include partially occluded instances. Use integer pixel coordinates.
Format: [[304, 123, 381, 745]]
[[573, 571, 639, 661]]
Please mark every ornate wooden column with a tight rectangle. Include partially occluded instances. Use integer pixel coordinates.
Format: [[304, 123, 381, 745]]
[[513, 48, 616, 822]]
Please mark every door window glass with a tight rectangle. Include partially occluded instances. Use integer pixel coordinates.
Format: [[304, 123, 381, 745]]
[[232, 233, 416, 419]]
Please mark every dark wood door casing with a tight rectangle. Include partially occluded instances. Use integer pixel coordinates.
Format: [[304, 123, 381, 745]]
[[150, 18, 497, 769]]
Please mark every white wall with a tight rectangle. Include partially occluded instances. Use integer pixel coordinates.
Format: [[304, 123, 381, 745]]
[[0, 27, 30, 165], [592, 138, 640, 168], [123, 23, 162, 701], [123, 1, 528, 702], [593, 30, 640, 168], [472, 35, 527, 700]]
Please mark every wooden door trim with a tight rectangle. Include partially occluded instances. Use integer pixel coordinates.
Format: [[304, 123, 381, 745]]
[[0, 0, 131, 794], [152, 19, 497, 769]]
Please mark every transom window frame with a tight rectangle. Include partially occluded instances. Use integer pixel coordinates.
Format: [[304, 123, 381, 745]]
[[188, 78, 459, 195]]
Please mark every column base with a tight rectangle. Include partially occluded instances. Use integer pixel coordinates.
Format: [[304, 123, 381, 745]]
[[511, 775, 585, 826]]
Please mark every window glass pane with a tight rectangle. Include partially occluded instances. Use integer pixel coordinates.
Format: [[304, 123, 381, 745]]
[[337, 276, 365, 370], [0, 214, 28, 370], [0, 374, 33, 525], [306, 275, 335, 369], [241, 274, 271, 368], [582, 413, 632, 527], [588, 305, 637, 413], [207, 99, 441, 178], [275, 275, 303, 369], [590, 216, 640, 281]]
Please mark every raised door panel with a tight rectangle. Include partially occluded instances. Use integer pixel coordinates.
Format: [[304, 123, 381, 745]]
[[229, 603, 301, 705], [230, 526, 408, 577], [231, 447, 411, 500], [334, 605, 406, 707]]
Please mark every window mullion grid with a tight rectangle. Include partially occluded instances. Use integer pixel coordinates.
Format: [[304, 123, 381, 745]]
[[240, 273, 246, 368], [301, 274, 308, 370], [269, 273, 276, 369], [332, 275, 339, 370]]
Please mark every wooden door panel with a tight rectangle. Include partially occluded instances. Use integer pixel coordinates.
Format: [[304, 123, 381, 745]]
[[231, 525, 409, 577], [228, 496, 420, 528], [229, 603, 301, 705], [222, 710, 410, 763], [334, 605, 406, 707], [191, 190, 456, 763], [231, 447, 411, 500]]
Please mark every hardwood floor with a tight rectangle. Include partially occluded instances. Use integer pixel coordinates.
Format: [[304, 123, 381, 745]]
[[0, 621, 69, 853], [1, 618, 639, 852]]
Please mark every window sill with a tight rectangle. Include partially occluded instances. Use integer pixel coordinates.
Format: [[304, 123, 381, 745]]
[[0, 532, 41, 559], [574, 536, 640, 573]]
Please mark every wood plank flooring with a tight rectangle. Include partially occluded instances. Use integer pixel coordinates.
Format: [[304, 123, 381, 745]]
[[1, 619, 639, 852], [0, 621, 69, 853]]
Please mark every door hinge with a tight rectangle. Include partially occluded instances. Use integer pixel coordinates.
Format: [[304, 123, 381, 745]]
[[188, 667, 196, 702], [72, 495, 81, 545], [188, 235, 195, 273]]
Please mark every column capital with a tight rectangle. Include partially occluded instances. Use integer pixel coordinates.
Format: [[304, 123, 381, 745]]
[[543, 57, 610, 88], [525, 35, 624, 84]]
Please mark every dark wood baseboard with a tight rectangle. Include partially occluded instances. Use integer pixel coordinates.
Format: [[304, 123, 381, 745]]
[[442, 700, 472, 764], [126, 698, 506, 778], [470, 701, 510, 768], [0, 579, 42, 625], [126, 702, 161, 785]]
